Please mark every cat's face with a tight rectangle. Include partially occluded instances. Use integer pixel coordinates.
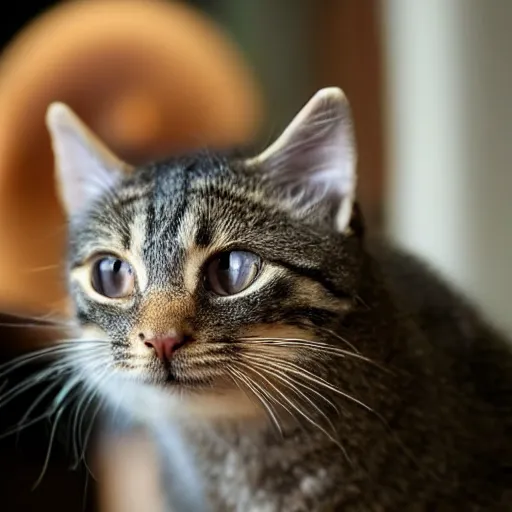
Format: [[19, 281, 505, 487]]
[[47, 88, 362, 423]]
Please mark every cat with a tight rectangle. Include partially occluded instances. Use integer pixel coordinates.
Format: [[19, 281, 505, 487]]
[[41, 87, 512, 511]]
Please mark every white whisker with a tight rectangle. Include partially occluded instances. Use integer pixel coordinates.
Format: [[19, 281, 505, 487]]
[[15, 379, 64, 445], [239, 337, 389, 373], [244, 353, 375, 415], [244, 355, 339, 414], [32, 405, 66, 490], [0, 340, 109, 379], [236, 361, 351, 462], [228, 367, 283, 436]]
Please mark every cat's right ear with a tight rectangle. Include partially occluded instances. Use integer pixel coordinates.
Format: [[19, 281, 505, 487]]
[[246, 87, 357, 234], [46, 103, 134, 218]]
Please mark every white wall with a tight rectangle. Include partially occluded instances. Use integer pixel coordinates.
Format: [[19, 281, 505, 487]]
[[381, 0, 512, 333]]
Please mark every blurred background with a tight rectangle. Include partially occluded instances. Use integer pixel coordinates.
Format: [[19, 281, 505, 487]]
[[0, 0, 511, 511]]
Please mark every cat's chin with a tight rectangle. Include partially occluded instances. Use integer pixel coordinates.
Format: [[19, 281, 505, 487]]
[[99, 373, 266, 426]]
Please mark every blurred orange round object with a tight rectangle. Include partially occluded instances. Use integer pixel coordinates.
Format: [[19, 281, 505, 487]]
[[103, 91, 164, 151], [0, 0, 263, 315]]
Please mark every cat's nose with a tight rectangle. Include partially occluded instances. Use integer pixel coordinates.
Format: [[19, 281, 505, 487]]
[[144, 334, 185, 361]]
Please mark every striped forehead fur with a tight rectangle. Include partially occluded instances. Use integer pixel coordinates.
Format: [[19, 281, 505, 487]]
[[68, 152, 362, 298]]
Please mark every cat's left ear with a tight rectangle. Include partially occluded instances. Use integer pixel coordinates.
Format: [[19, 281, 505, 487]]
[[248, 87, 357, 233], [46, 103, 134, 219]]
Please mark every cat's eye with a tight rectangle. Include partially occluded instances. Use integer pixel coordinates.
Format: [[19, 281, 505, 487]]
[[91, 257, 135, 298], [206, 250, 261, 296]]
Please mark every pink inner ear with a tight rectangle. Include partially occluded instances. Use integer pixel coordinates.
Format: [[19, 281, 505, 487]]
[[48, 105, 125, 218], [57, 151, 121, 218], [251, 90, 357, 231]]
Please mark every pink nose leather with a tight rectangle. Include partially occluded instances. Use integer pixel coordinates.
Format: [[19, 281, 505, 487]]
[[144, 335, 184, 361]]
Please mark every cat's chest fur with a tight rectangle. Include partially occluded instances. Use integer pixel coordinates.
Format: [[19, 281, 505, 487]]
[[180, 424, 361, 512], [166, 395, 465, 512], [159, 375, 509, 512]]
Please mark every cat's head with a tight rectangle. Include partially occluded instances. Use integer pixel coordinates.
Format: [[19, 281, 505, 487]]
[[47, 88, 366, 424]]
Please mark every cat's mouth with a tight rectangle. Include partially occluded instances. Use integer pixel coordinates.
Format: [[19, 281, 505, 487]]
[[117, 338, 235, 393]]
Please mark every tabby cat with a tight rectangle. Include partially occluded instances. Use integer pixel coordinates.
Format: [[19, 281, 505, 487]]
[[43, 87, 512, 511]]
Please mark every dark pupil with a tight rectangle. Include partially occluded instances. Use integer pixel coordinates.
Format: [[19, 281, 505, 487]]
[[218, 252, 231, 271], [216, 253, 234, 292], [112, 259, 122, 273]]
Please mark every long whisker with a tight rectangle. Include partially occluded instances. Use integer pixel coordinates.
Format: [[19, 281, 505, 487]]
[[248, 358, 338, 434], [82, 395, 104, 463], [236, 361, 351, 462], [239, 338, 391, 374], [0, 356, 105, 450], [0, 409, 56, 440], [0, 366, 64, 410], [0, 378, 66, 442], [243, 352, 376, 415], [0, 321, 69, 330], [75, 369, 111, 473], [0, 374, 80, 441], [72, 388, 95, 462], [78, 391, 105, 479], [227, 367, 283, 436], [62, 384, 87, 465], [243, 372, 302, 428], [243, 355, 339, 414], [68, 365, 110, 468], [0, 348, 109, 410], [284, 321, 361, 354], [15, 378, 65, 446], [0, 340, 110, 379], [32, 405, 66, 490], [314, 327, 361, 355], [29, 373, 86, 489], [244, 353, 416, 470], [240, 336, 352, 353], [0, 345, 74, 376], [0, 309, 73, 328]]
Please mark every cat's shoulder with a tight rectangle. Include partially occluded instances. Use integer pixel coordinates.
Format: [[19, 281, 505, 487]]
[[367, 235, 512, 408], [367, 235, 512, 357], [366, 235, 481, 319]]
